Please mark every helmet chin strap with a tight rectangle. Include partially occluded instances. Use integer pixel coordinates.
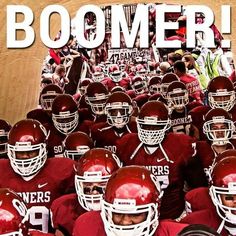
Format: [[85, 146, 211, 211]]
[[211, 141, 234, 156], [224, 225, 236, 235], [212, 140, 230, 146], [159, 144, 174, 163], [217, 213, 236, 234], [86, 202, 101, 211], [21, 171, 39, 181], [217, 219, 225, 234], [129, 141, 174, 163]]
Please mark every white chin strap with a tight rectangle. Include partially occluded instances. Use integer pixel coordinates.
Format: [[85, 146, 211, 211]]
[[224, 225, 236, 235], [86, 202, 101, 211], [225, 211, 236, 224], [212, 140, 230, 146], [217, 213, 236, 234], [159, 143, 174, 163]]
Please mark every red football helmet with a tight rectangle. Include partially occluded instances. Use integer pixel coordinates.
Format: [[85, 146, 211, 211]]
[[74, 148, 122, 211], [207, 76, 235, 111], [134, 93, 150, 108], [0, 119, 11, 156], [166, 81, 189, 109], [161, 73, 179, 98], [108, 64, 122, 82], [101, 166, 162, 236], [148, 93, 167, 105], [110, 86, 126, 93], [40, 84, 63, 111], [136, 101, 171, 145], [26, 109, 52, 127], [8, 119, 48, 177], [63, 131, 94, 160], [52, 94, 79, 134], [136, 64, 147, 76], [148, 76, 162, 95], [0, 188, 29, 236], [93, 65, 104, 82], [203, 108, 235, 146], [85, 82, 109, 115], [131, 76, 148, 95], [210, 152, 236, 226], [78, 78, 93, 95], [105, 92, 133, 128]]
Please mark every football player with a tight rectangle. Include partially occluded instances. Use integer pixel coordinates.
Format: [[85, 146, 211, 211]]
[[27, 84, 63, 128], [173, 60, 203, 104], [166, 81, 201, 137], [196, 108, 236, 182], [0, 119, 75, 232], [73, 166, 189, 236], [0, 188, 54, 235], [63, 131, 94, 161], [181, 151, 236, 236], [90, 91, 136, 153], [116, 101, 206, 220], [78, 82, 110, 133], [189, 76, 236, 140], [50, 148, 121, 235], [47, 94, 89, 157], [102, 64, 131, 92]]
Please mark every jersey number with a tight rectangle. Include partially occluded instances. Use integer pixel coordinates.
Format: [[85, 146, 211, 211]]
[[29, 206, 49, 232], [172, 124, 191, 135]]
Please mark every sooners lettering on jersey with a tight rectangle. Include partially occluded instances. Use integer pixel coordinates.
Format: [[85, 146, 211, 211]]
[[116, 132, 196, 219], [0, 158, 75, 233]]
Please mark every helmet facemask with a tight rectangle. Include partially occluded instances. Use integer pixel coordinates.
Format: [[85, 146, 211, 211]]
[[52, 111, 79, 135], [41, 92, 59, 111], [101, 198, 159, 236], [167, 89, 189, 110], [203, 117, 235, 146], [105, 102, 133, 128], [137, 69, 147, 77], [210, 183, 236, 225], [149, 84, 162, 95], [8, 142, 47, 177], [132, 81, 147, 95], [86, 94, 109, 115], [75, 172, 109, 211], [137, 117, 171, 146], [111, 71, 122, 83], [208, 90, 235, 112], [93, 72, 104, 82], [64, 146, 90, 161]]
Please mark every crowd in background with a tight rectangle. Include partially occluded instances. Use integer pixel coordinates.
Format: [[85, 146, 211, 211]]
[[0, 3, 236, 236]]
